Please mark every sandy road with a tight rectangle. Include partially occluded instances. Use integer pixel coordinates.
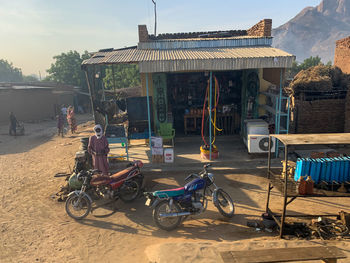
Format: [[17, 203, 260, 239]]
[[1, 116, 350, 263]]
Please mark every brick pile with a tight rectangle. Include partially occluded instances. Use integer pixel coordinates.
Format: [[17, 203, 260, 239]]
[[247, 19, 272, 37], [290, 99, 346, 133], [334, 36, 350, 74]]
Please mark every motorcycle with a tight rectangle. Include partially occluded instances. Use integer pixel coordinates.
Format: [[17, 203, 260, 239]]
[[144, 164, 234, 230], [65, 160, 144, 220]]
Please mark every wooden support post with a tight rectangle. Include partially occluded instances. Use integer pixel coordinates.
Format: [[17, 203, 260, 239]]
[[265, 135, 272, 212], [84, 68, 96, 123], [280, 145, 289, 238], [146, 73, 152, 156]]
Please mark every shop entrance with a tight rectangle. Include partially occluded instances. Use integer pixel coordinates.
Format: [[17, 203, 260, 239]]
[[166, 71, 243, 136]]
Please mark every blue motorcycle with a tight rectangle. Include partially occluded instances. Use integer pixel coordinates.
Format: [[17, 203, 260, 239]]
[[144, 164, 234, 230]]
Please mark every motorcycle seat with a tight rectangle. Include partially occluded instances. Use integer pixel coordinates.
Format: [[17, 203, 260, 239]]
[[90, 175, 112, 186], [110, 167, 134, 180], [153, 187, 185, 198]]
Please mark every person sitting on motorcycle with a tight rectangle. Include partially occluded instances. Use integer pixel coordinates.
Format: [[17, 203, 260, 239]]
[[88, 124, 110, 175]]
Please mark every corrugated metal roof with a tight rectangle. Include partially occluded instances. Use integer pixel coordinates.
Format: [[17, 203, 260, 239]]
[[82, 46, 295, 73], [0, 82, 77, 91]]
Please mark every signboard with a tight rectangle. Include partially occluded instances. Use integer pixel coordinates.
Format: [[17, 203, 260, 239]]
[[152, 73, 168, 129]]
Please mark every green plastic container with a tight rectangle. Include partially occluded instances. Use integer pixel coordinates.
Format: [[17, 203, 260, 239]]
[[68, 173, 83, 190]]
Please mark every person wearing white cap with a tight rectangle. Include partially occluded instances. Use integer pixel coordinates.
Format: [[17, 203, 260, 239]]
[[88, 124, 110, 175]]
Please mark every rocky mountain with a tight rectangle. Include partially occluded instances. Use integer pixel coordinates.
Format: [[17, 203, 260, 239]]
[[272, 0, 350, 63]]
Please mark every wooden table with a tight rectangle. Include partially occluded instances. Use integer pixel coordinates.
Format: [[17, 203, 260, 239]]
[[266, 133, 350, 238]]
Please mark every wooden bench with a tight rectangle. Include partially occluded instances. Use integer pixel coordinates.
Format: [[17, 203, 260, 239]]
[[220, 246, 346, 263]]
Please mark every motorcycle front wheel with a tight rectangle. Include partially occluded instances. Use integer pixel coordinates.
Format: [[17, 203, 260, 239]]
[[214, 189, 234, 218], [119, 179, 141, 202], [153, 200, 182, 231], [65, 194, 91, 220]]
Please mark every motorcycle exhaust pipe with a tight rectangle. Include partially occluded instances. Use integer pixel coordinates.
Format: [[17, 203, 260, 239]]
[[159, 211, 191, 218]]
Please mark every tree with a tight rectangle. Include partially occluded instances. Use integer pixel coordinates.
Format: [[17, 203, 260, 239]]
[[23, 75, 39, 82], [103, 64, 140, 90], [298, 56, 322, 70], [288, 56, 327, 77], [0, 59, 23, 82], [46, 50, 90, 91]]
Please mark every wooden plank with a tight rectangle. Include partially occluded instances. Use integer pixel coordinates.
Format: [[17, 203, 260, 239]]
[[220, 246, 346, 263]]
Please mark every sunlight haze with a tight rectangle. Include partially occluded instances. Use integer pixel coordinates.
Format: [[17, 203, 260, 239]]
[[0, 0, 320, 76]]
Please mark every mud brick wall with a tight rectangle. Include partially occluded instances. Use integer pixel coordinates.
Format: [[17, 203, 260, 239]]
[[291, 99, 345, 133], [334, 36, 350, 74], [247, 19, 272, 37], [344, 91, 350, 132], [138, 25, 149, 42]]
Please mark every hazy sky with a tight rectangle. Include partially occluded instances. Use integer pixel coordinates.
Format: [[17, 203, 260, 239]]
[[0, 0, 321, 76]]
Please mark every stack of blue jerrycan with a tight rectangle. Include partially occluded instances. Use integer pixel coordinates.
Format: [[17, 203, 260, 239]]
[[294, 157, 350, 184]]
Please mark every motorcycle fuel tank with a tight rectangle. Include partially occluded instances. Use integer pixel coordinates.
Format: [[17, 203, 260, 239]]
[[184, 177, 205, 192]]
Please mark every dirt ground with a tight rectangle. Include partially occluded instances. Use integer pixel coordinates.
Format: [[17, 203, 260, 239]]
[[1, 116, 350, 263]]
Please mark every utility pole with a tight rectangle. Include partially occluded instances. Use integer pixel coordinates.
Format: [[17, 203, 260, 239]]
[[152, 0, 157, 36]]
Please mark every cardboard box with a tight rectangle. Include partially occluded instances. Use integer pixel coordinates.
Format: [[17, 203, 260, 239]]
[[164, 148, 174, 163], [152, 154, 164, 163], [151, 136, 163, 148], [152, 147, 163, 156]]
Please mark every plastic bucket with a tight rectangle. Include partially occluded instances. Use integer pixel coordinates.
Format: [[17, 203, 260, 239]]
[[200, 145, 219, 160]]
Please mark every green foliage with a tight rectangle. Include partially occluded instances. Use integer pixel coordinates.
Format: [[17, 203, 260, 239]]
[[103, 64, 140, 90], [22, 75, 39, 82], [46, 50, 90, 91], [0, 59, 23, 82], [288, 56, 329, 77]]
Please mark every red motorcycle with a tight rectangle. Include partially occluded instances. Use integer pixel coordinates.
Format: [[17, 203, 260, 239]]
[[65, 160, 144, 219]]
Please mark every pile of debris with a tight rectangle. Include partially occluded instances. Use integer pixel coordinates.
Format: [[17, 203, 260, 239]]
[[285, 65, 350, 98], [247, 211, 350, 240]]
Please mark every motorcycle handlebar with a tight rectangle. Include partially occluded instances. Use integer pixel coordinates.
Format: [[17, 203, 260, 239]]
[[204, 163, 211, 169], [77, 169, 99, 180]]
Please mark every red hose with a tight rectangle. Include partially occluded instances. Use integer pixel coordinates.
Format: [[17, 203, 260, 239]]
[[201, 81, 209, 146], [201, 76, 220, 146]]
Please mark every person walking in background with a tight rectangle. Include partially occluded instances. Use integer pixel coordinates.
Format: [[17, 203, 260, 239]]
[[57, 112, 64, 137], [61, 105, 67, 126], [88, 124, 110, 175], [67, 106, 77, 134], [9, 112, 18, 136]]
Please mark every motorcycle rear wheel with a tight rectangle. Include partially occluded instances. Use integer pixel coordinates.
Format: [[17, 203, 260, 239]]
[[153, 200, 182, 231], [119, 180, 141, 203], [214, 189, 234, 218], [65, 194, 91, 220]]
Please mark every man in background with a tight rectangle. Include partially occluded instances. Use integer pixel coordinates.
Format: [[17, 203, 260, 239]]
[[9, 112, 18, 136], [61, 105, 68, 126]]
